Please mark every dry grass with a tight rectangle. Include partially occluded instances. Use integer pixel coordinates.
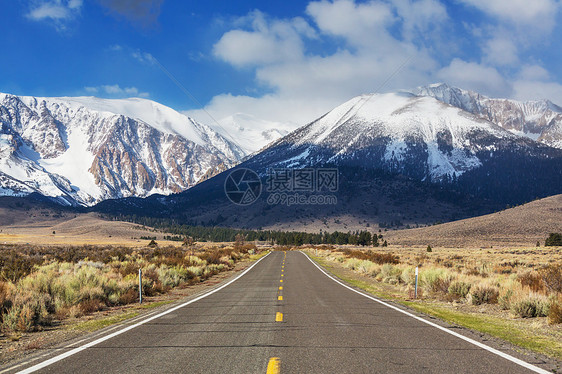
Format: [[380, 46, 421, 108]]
[[0, 243, 260, 334], [305, 244, 562, 323]]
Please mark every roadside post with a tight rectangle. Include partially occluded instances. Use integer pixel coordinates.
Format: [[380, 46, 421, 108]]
[[139, 268, 143, 304], [414, 266, 419, 299]]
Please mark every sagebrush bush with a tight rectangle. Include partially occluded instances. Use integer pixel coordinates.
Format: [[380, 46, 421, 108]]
[[448, 281, 472, 300], [470, 285, 499, 305], [540, 264, 562, 294], [517, 271, 544, 293], [511, 294, 550, 318], [548, 297, 562, 324], [422, 269, 453, 294]]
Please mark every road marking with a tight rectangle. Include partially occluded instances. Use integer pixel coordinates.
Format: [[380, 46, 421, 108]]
[[281, 274, 284, 277], [278, 296, 283, 301], [266, 357, 280, 374], [300, 251, 551, 374], [15, 252, 272, 374], [275, 312, 283, 322], [280, 279, 283, 283], [279, 286, 283, 290]]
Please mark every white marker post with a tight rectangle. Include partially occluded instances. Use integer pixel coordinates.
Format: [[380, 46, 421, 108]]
[[139, 268, 143, 304], [414, 266, 419, 299]]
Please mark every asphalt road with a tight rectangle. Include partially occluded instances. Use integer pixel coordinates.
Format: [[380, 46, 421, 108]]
[[10, 251, 550, 373]]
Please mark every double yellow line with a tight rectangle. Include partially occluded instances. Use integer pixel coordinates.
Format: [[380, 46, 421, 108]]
[[268, 251, 287, 373]]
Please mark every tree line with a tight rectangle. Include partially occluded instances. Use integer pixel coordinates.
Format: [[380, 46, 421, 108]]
[[110, 215, 386, 246]]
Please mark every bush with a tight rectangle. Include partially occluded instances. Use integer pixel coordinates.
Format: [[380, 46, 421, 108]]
[[498, 290, 513, 310], [548, 298, 562, 324], [539, 264, 562, 294], [545, 233, 562, 246], [517, 271, 544, 293], [470, 285, 499, 305], [448, 281, 472, 300], [511, 295, 549, 318], [422, 269, 453, 294]]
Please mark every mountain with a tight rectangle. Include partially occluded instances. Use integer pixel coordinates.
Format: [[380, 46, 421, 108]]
[[0, 93, 243, 206], [94, 90, 562, 230], [412, 83, 562, 149], [212, 113, 292, 154]]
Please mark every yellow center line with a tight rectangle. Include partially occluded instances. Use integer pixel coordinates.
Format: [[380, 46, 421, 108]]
[[280, 279, 283, 282], [279, 286, 283, 290], [278, 295, 283, 301], [281, 274, 284, 277], [275, 312, 283, 322], [266, 357, 280, 374]]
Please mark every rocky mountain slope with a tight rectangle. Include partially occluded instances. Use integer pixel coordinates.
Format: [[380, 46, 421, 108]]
[[412, 83, 562, 148], [0, 94, 243, 205]]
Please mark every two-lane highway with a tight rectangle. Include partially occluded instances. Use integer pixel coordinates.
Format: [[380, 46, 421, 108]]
[[9, 251, 550, 373]]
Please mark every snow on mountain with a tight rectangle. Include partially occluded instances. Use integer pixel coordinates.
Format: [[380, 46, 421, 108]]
[[247, 90, 553, 183], [210, 113, 292, 154], [0, 93, 244, 205], [412, 83, 562, 149]]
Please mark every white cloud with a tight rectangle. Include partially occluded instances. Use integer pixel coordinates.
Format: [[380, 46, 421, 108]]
[[198, 0, 445, 128], [213, 11, 312, 67], [513, 80, 562, 105], [131, 50, 157, 65], [83, 85, 149, 98], [483, 35, 519, 66], [518, 65, 550, 81], [26, 0, 83, 29], [436, 58, 511, 97], [306, 0, 395, 46], [191, 0, 562, 132], [459, 0, 560, 31], [513, 65, 562, 104]]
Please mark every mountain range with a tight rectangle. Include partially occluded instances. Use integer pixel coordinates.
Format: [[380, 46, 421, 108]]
[[1, 84, 562, 219], [0, 94, 243, 205], [94, 86, 562, 230]]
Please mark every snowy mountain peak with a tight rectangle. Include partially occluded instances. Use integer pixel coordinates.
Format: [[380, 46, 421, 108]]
[[411, 84, 562, 148], [0, 93, 243, 205], [251, 91, 541, 182]]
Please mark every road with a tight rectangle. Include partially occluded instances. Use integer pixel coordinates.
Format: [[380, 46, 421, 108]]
[[9, 251, 550, 373]]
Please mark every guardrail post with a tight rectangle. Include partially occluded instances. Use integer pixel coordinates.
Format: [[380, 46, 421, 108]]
[[139, 268, 143, 304], [414, 266, 419, 299]]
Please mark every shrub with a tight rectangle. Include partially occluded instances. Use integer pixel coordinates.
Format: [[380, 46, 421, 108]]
[[511, 294, 549, 318], [548, 297, 562, 324], [422, 269, 453, 294], [539, 264, 562, 294], [498, 290, 513, 310], [426, 245, 432, 253], [545, 233, 562, 246], [448, 281, 472, 300], [470, 285, 499, 305], [517, 271, 544, 293]]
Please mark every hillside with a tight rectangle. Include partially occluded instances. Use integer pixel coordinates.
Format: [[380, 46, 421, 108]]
[[384, 194, 562, 247]]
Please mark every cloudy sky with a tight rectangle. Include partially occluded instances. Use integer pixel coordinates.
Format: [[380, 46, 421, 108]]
[[2, 0, 562, 127]]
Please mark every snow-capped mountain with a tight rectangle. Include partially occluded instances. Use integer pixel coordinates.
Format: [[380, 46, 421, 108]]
[[412, 83, 562, 149], [247, 91, 540, 181], [0, 93, 244, 205]]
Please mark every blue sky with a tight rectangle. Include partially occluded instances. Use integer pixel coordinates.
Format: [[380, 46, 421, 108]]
[[2, 0, 562, 126]]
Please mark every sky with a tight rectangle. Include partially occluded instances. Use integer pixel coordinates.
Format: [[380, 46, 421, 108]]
[[2, 0, 562, 128]]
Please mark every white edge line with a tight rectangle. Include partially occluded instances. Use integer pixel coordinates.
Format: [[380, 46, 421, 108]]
[[300, 251, 550, 374], [15, 252, 271, 374]]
